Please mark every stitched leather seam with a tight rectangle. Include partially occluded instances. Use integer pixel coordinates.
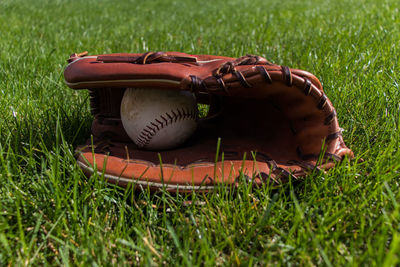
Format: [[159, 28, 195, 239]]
[[191, 68, 337, 132], [303, 78, 312, 95], [136, 108, 197, 147], [191, 60, 340, 163], [191, 70, 339, 165]]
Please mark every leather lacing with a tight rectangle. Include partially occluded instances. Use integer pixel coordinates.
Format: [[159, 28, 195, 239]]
[[88, 89, 99, 116], [256, 152, 295, 183], [189, 55, 343, 178]]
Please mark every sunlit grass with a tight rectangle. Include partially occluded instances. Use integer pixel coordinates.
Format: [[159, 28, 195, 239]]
[[0, 0, 399, 265]]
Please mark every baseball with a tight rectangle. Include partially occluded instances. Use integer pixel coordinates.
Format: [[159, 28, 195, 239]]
[[120, 88, 198, 150]]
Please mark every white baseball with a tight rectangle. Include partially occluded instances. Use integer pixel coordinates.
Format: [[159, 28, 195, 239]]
[[120, 88, 198, 150]]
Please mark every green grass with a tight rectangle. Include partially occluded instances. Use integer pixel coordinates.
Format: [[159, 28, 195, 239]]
[[1, 0, 399, 265]]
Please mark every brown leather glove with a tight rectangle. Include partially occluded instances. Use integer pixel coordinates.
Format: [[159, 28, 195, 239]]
[[64, 51, 353, 191]]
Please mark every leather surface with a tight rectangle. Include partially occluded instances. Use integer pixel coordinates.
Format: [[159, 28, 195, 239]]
[[64, 51, 353, 191]]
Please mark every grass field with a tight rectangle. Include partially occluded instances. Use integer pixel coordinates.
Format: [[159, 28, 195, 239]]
[[1, 0, 400, 265]]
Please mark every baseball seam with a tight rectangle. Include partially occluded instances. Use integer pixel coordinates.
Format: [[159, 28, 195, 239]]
[[136, 108, 197, 147]]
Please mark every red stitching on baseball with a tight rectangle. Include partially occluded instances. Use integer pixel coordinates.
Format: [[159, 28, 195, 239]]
[[135, 108, 197, 147], [150, 122, 159, 130]]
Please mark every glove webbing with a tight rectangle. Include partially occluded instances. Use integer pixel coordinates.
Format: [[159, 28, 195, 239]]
[[190, 62, 342, 167]]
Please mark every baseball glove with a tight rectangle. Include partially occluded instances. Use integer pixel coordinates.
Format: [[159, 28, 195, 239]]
[[64, 51, 353, 191]]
